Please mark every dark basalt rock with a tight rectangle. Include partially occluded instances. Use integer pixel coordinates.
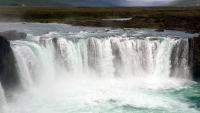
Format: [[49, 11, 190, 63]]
[[0, 30, 27, 40], [52, 37, 58, 51], [189, 36, 200, 80], [0, 35, 20, 93], [155, 28, 164, 32]]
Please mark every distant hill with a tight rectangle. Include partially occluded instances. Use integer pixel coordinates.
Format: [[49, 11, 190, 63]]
[[0, 0, 67, 7], [0, 0, 115, 7], [166, 0, 200, 7], [0, 0, 171, 7]]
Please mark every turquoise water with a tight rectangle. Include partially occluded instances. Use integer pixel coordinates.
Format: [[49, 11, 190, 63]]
[[3, 77, 200, 113], [0, 22, 200, 113]]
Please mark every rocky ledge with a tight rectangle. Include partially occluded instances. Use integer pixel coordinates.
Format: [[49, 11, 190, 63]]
[[0, 30, 27, 40]]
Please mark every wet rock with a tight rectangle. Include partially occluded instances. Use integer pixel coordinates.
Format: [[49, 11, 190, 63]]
[[0, 35, 20, 92], [189, 36, 200, 80], [0, 30, 27, 40]]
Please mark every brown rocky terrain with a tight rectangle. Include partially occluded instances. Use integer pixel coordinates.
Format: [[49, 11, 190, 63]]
[[67, 15, 200, 34]]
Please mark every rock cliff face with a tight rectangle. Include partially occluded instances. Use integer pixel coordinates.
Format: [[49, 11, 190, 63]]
[[189, 36, 200, 80], [0, 30, 27, 92], [0, 35, 20, 92]]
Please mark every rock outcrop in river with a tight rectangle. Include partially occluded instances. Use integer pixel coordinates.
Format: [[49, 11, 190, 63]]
[[0, 35, 20, 92]]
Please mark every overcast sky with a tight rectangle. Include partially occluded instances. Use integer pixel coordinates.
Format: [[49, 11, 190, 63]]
[[126, 0, 173, 1], [123, 0, 174, 6]]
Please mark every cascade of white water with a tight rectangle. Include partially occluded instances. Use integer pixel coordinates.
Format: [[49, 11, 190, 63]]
[[11, 38, 57, 88], [79, 39, 89, 74], [130, 39, 141, 75], [171, 39, 190, 78], [110, 37, 124, 76], [87, 37, 102, 75], [101, 38, 115, 77], [10, 36, 190, 86], [38, 38, 56, 84], [153, 38, 172, 77], [1, 23, 196, 113], [57, 38, 82, 75], [119, 38, 135, 76], [74, 40, 83, 74], [179, 39, 190, 78], [131, 38, 156, 75], [11, 42, 35, 89], [109, 37, 189, 78]]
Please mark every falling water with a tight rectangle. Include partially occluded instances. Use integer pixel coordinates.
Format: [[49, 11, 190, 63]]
[[0, 22, 199, 113], [171, 38, 190, 78], [3, 36, 194, 113], [9, 36, 190, 89]]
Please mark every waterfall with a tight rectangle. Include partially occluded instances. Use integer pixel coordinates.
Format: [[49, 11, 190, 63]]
[[8, 36, 190, 89], [88, 37, 102, 74], [171, 38, 190, 78], [56, 38, 82, 74], [11, 39, 57, 88], [11, 43, 35, 89], [109, 37, 182, 77]]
